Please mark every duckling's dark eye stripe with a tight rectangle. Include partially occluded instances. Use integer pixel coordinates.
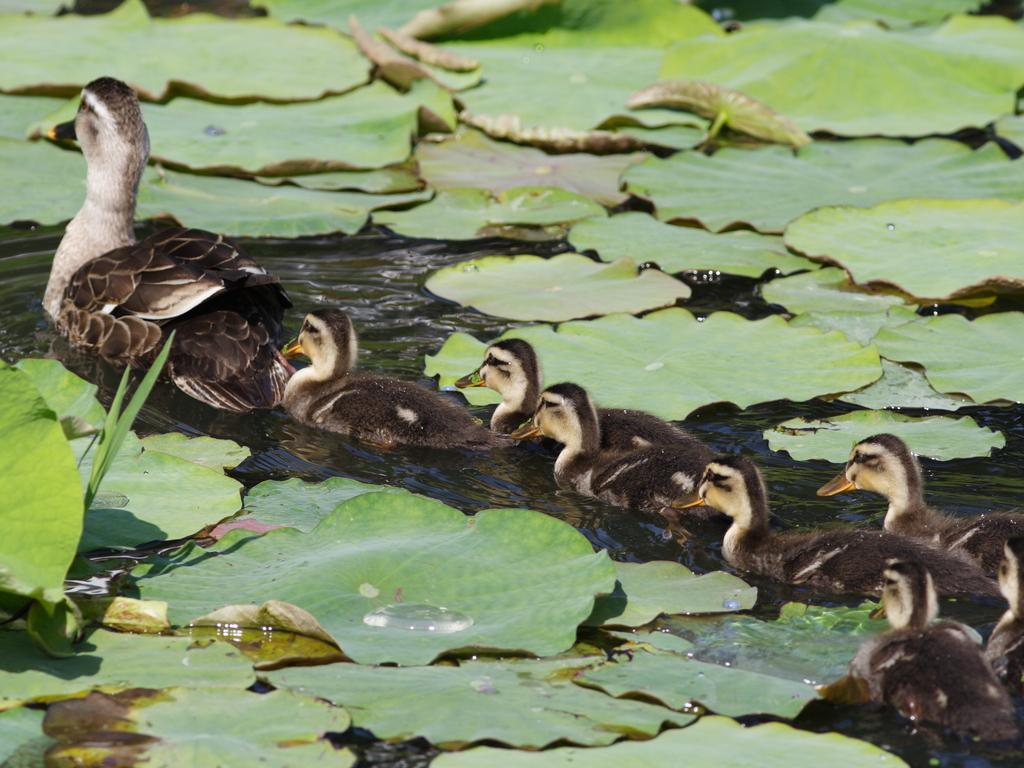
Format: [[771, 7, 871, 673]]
[[485, 355, 507, 366]]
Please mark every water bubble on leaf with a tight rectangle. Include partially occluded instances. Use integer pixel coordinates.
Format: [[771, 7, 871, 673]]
[[359, 583, 380, 598], [90, 491, 129, 509], [534, 44, 544, 52], [722, 599, 742, 610], [204, 125, 226, 136], [363, 603, 474, 632], [886, 223, 895, 230]]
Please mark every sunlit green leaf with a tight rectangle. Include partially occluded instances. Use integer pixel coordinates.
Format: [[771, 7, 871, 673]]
[[0, 138, 85, 226], [836, 359, 973, 410], [242, 477, 411, 533], [814, 0, 979, 26], [14, 358, 105, 430], [0, 706, 51, 766], [763, 268, 911, 316], [138, 433, 250, 474], [257, 167, 423, 194], [786, 306, 922, 348], [0, 94, 64, 140], [257, 0, 440, 34], [995, 115, 1024, 150]]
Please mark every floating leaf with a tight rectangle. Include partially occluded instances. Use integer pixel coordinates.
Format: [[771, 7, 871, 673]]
[[426, 309, 882, 419], [614, 123, 705, 150], [192, 600, 343, 652], [995, 115, 1024, 150], [14, 358, 105, 430], [837, 359, 973, 410], [874, 312, 1024, 404], [131, 493, 616, 666], [379, 26, 481, 71], [0, 137, 85, 225], [785, 199, 1024, 303], [257, 0, 442, 34], [625, 139, 1024, 233], [765, 412, 1004, 463], [0, 706, 50, 764], [376, 187, 605, 241], [583, 561, 756, 628], [426, 254, 691, 322], [569, 213, 813, 278], [763, 268, 911, 316], [415, 130, 644, 207], [787, 306, 923, 347], [257, 167, 423, 194], [659, 15, 1024, 137], [138, 433, 250, 474], [268, 656, 690, 749], [0, 94, 64, 139], [814, 0, 979, 26], [242, 477, 411, 533]]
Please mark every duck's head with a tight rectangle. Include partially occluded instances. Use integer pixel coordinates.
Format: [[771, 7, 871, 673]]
[[817, 434, 921, 511], [510, 381, 599, 451], [998, 537, 1024, 619], [674, 454, 770, 529], [456, 339, 540, 407], [879, 559, 937, 632], [283, 308, 359, 381]]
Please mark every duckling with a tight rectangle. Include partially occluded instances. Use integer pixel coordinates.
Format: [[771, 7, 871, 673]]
[[456, 338, 700, 452], [817, 433, 1024, 573], [283, 309, 511, 451], [986, 536, 1024, 695], [510, 382, 716, 518], [675, 455, 1001, 598], [847, 559, 1018, 741], [44, 77, 291, 411]]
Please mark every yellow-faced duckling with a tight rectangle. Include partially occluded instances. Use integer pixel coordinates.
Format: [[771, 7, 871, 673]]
[[284, 309, 511, 451], [457, 338, 702, 452], [986, 536, 1024, 695], [818, 433, 1024, 573], [848, 560, 1018, 741], [510, 382, 716, 517], [675, 455, 1000, 598], [45, 77, 292, 411]]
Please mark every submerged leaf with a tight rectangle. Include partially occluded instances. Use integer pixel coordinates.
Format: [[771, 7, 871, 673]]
[[837, 359, 973, 410]]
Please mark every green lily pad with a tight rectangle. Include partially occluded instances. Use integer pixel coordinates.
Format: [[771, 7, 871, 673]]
[[257, 167, 423, 194], [72, 431, 243, 551], [583, 561, 756, 628], [624, 139, 1024, 233], [0, 0, 369, 102], [0, 629, 254, 708], [814, 0, 979, 26], [0, 94, 64, 139], [268, 656, 690, 749], [613, 123, 706, 150], [569, 213, 813, 278], [786, 198, 1024, 303], [837, 359, 973, 410], [995, 115, 1024, 150], [0, 706, 51, 765], [425, 309, 882, 420], [137, 167, 430, 238], [426, 254, 691, 322], [0, 137, 86, 226], [575, 646, 816, 718], [242, 477, 411, 533], [659, 15, 1024, 137], [14, 358, 105, 430], [874, 312, 1024, 404], [787, 306, 923, 347], [763, 268, 912, 316], [434, 715, 907, 768], [376, 187, 605, 241], [415, 130, 644, 207], [765, 411, 1004, 463], [130, 493, 617, 666], [607, 628, 696, 655], [138, 434, 249, 474]]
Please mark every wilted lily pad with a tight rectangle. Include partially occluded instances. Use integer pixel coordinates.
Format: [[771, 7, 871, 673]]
[[763, 268, 911, 316], [624, 139, 1024, 233], [765, 412, 1004, 463], [786, 199, 1024, 303], [426, 254, 691, 322], [426, 309, 882, 419], [874, 312, 1024, 404], [242, 476, 411, 533], [268, 656, 689, 749], [376, 187, 605, 241], [583, 561, 756, 628], [570, 213, 813, 278], [131, 493, 616, 665], [837, 359, 973, 410]]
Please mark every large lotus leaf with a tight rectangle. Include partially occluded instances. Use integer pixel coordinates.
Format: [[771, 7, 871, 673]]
[[787, 306, 924, 349], [569, 213, 813, 278], [624, 139, 1024, 234], [874, 312, 1024, 404], [268, 656, 690, 749], [242, 477, 411, 533], [434, 716, 906, 768], [837, 359, 973, 410], [0, 138, 86, 225], [257, 0, 439, 33], [425, 309, 882, 420], [375, 187, 605, 241], [766, 412, 1004, 463], [0, 706, 50, 764], [575, 646, 816, 718], [0, 0, 62, 12], [257, 167, 423, 194], [137, 434, 249, 474], [0, 363, 82, 606], [71, 431, 243, 552], [995, 115, 1024, 150], [14, 358, 105, 430], [426, 254, 691, 322], [659, 15, 1024, 137], [583, 561, 756, 628], [44, 688, 352, 768], [415, 130, 643, 207], [814, 0, 978, 25], [0, 0, 369, 102], [136, 168, 430, 238], [0, 629, 254, 708], [0, 95, 64, 139], [763, 268, 911, 316], [615, 123, 705, 150], [130, 493, 617, 665], [785, 199, 1024, 303]]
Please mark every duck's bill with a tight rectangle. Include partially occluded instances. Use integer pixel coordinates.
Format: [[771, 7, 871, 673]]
[[816, 474, 855, 496], [454, 372, 485, 388], [672, 492, 707, 509], [48, 121, 77, 141], [869, 605, 887, 620], [510, 424, 542, 440], [282, 341, 304, 359]]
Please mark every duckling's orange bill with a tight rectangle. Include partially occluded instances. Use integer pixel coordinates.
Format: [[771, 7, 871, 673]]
[[282, 340, 304, 359], [817, 474, 856, 496], [510, 424, 542, 440], [672, 492, 707, 510], [455, 372, 486, 388]]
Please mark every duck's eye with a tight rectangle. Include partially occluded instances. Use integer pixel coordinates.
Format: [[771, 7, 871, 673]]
[[1000, 564, 1009, 577], [486, 355, 507, 367]]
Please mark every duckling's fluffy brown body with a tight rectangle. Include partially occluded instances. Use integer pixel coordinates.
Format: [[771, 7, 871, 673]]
[[985, 537, 1024, 695]]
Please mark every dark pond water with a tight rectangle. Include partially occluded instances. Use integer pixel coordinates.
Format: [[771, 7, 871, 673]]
[[4, 222, 1024, 768]]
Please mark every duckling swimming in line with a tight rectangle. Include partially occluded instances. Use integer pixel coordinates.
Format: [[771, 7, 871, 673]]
[[986, 536, 1024, 696], [284, 309, 511, 451], [675, 455, 1000, 598], [818, 433, 1024, 573]]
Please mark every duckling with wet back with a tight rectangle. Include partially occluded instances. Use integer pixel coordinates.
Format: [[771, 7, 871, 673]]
[[818, 433, 1024, 573], [986, 536, 1024, 696], [44, 77, 292, 411], [284, 309, 512, 450], [846, 559, 1018, 742], [675, 455, 1001, 598]]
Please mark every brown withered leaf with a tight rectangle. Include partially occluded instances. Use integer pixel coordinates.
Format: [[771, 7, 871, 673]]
[[378, 26, 480, 71], [350, 14, 433, 91], [460, 110, 645, 154]]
